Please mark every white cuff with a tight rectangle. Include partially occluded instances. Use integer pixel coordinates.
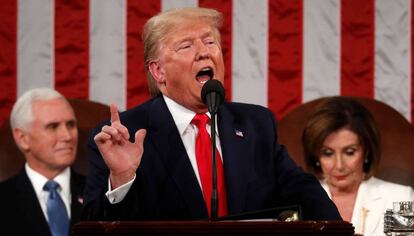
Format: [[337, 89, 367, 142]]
[[105, 174, 136, 204]]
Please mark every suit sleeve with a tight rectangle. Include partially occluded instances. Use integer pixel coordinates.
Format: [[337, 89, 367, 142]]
[[82, 122, 149, 221], [268, 109, 342, 220], [82, 123, 139, 220], [81, 124, 111, 220]]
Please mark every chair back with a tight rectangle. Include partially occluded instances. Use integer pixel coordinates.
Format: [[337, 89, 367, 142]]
[[278, 97, 414, 189]]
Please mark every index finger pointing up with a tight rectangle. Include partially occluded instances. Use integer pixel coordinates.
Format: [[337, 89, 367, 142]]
[[110, 103, 120, 123]]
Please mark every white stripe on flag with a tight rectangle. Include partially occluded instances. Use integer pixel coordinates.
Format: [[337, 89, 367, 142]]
[[18, 0, 54, 95], [90, 0, 126, 110], [375, 0, 411, 121], [303, 0, 340, 103], [10, 0, 414, 124], [161, 0, 197, 11], [232, 0, 268, 106]]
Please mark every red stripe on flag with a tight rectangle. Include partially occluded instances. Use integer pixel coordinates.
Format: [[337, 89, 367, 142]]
[[54, 0, 89, 99], [0, 0, 17, 126], [199, 0, 233, 101], [268, 0, 303, 120], [340, 0, 375, 97], [126, 1, 160, 108]]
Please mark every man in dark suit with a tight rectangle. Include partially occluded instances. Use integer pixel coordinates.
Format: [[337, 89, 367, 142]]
[[83, 7, 341, 221], [0, 88, 85, 236]]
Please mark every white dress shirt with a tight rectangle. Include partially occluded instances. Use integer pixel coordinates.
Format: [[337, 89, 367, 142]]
[[106, 95, 223, 203], [25, 163, 72, 220]]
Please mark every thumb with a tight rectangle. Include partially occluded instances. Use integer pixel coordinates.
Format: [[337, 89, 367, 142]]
[[134, 129, 147, 147]]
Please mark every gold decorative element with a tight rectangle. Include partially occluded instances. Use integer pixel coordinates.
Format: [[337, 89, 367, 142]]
[[361, 207, 370, 234]]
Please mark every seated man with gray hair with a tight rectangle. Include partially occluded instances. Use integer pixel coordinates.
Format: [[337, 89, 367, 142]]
[[0, 88, 85, 236]]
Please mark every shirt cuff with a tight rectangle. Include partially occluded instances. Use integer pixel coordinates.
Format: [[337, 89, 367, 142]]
[[105, 174, 136, 204]]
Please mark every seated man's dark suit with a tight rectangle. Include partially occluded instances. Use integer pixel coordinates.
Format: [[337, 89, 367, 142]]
[[83, 95, 341, 221], [0, 169, 85, 236]]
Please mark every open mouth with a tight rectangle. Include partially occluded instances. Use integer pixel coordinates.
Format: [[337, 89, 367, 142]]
[[196, 67, 214, 84]]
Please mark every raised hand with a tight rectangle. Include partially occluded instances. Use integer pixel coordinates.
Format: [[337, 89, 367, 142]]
[[94, 104, 146, 188]]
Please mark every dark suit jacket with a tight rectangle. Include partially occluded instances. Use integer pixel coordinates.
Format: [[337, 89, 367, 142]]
[[0, 168, 85, 236], [83, 96, 341, 221]]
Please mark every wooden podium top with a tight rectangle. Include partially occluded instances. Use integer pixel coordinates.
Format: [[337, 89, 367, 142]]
[[73, 220, 354, 236]]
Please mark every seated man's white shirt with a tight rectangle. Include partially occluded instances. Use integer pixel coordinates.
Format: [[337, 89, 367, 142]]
[[26, 163, 72, 220], [106, 95, 223, 204]]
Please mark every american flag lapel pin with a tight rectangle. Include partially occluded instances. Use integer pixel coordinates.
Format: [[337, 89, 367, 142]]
[[235, 130, 244, 137], [77, 196, 84, 204]]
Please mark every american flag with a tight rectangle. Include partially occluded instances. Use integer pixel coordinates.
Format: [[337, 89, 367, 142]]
[[1, 0, 413, 126]]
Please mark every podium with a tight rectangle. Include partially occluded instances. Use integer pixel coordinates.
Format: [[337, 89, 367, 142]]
[[73, 221, 354, 236]]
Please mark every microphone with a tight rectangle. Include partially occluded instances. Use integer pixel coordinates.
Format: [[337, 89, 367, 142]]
[[201, 79, 225, 116], [201, 79, 225, 220]]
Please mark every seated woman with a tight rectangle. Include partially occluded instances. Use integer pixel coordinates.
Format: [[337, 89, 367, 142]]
[[302, 96, 414, 236]]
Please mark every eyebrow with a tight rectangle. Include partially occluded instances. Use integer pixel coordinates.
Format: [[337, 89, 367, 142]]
[[321, 143, 360, 150], [175, 30, 215, 44], [44, 118, 76, 126], [344, 144, 360, 149]]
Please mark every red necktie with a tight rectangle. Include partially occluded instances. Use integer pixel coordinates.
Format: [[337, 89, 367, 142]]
[[192, 114, 228, 217]]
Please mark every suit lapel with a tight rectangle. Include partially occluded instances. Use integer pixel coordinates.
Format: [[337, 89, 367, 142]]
[[218, 104, 254, 215], [15, 171, 51, 236], [147, 97, 207, 218], [70, 170, 85, 226], [355, 180, 383, 236]]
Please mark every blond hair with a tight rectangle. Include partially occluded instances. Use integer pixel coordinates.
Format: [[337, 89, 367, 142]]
[[142, 7, 223, 96]]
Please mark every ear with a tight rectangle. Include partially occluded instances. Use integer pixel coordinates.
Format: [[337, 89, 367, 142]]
[[148, 61, 166, 84], [12, 128, 30, 152]]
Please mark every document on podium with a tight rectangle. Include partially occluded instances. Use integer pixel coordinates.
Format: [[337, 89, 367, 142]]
[[218, 205, 302, 222]]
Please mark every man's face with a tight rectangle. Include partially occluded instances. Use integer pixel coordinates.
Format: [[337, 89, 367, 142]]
[[150, 20, 225, 113], [15, 98, 78, 176]]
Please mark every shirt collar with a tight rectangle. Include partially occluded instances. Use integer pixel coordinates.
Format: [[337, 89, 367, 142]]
[[25, 163, 71, 198], [163, 95, 219, 136], [164, 95, 198, 135]]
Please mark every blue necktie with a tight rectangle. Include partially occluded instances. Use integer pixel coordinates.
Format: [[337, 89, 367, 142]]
[[43, 180, 69, 236]]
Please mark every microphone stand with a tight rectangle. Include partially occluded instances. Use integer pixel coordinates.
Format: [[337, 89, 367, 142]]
[[202, 80, 225, 221], [210, 110, 218, 220]]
